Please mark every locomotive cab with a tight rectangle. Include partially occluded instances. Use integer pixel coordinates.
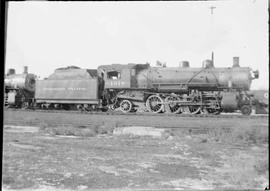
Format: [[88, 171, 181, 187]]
[[104, 68, 132, 88], [98, 63, 150, 89]]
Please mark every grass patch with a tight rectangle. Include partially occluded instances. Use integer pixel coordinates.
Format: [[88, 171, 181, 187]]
[[206, 125, 268, 145], [216, 153, 269, 189], [254, 159, 269, 176], [39, 122, 49, 130], [45, 126, 97, 137], [41, 122, 119, 137]]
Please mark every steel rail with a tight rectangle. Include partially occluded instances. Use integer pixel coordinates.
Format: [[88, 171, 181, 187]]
[[4, 108, 268, 119]]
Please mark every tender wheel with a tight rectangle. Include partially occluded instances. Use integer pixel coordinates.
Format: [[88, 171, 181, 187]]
[[120, 100, 132, 113], [241, 105, 252, 115], [41, 104, 48, 110], [165, 95, 181, 114], [77, 104, 87, 112], [62, 104, 70, 110], [146, 95, 164, 113]]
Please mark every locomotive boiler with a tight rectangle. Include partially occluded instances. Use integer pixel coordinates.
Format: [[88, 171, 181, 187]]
[[136, 61, 256, 91], [98, 57, 259, 115], [4, 66, 36, 108]]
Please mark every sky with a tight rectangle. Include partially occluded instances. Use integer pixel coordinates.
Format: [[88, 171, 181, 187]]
[[5, 0, 269, 90]]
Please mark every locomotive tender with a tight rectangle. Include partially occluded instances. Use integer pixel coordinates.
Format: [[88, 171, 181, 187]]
[[35, 66, 103, 111], [32, 57, 259, 115]]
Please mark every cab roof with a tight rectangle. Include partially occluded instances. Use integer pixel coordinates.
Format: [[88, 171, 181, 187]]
[[98, 63, 150, 71]]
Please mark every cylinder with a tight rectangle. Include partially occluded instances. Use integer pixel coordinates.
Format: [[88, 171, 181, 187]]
[[23, 66, 28, 74], [221, 92, 238, 112], [7, 68, 15, 76], [233, 57, 240, 67], [179, 61, 190, 68], [202, 59, 214, 68]]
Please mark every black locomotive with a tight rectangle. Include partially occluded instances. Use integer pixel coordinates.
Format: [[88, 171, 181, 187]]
[[5, 57, 262, 115], [4, 67, 36, 108], [97, 57, 259, 115]]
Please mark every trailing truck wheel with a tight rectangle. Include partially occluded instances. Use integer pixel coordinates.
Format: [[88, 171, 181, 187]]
[[120, 100, 132, 113], [241, 105, 252, 115], [21, 102, 29, 110], [146, 95, 164, 113], [108, 104, 116, 111]]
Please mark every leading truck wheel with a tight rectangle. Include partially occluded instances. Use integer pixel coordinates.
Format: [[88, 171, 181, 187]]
[[241, 105, 252, 115], [204, 108, 221, 115], [146, 95, 164, 113]]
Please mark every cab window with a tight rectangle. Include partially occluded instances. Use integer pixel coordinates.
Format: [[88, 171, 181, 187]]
[[107, 71, 121, 80]]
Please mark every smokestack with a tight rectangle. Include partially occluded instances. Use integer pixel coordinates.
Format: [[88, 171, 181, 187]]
[[211, 52, 214, 66], [233, 57, 240, 67], [23, 66, 28, 74], [7, 68, 15, 76]]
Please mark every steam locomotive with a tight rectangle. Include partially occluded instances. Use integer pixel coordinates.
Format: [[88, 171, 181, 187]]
[[96, 57, 259, 115], [4, 66, 36, 108], [5, 57, 261, 115]]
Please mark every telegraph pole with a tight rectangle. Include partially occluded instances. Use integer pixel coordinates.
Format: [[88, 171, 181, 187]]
[[209, 6, 216, 65], [210, 6, 216, 15]]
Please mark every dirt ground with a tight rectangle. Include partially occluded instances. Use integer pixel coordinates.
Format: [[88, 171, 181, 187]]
[[2, 110, 269, 190]]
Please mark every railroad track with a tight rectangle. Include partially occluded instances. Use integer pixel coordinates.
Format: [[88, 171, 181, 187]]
[[4, 108, 268, 119]]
